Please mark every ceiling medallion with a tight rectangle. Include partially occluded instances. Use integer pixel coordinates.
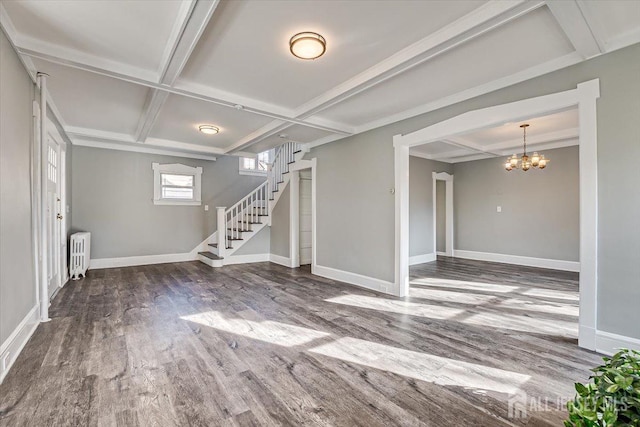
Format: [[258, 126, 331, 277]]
[[504, 124, 549, 171], [198, 125, 219, 135], [289, 32, 326, 60]]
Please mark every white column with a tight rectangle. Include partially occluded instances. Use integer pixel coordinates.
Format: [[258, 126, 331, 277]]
[[216, 207, 226, 260], [38, 72, 50, 322], [394, 139, 410, 297]]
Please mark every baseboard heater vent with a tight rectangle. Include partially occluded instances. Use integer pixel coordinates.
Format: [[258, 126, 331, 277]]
[[70, 232, 91, 280]]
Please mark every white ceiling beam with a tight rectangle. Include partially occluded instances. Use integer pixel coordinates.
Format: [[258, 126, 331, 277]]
[[65, 126, 224, 157], [16, 45, 352, 136], [546, 0, 603, 59], [226, 0, 545, 153], [135, 0, 220, 142], [425, 148, 475, 160]]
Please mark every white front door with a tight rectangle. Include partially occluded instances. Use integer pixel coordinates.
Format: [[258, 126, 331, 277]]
[[46, 137, 62, 300], [299, 171, 312, 265]]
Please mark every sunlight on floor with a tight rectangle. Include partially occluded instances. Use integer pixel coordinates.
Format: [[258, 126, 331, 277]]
[[326, 294, 578, 337], [325, 294, 464, 319], [309, 337, 530, 395], [522, 288, 579, 301], [496, 297, 579, 316], [409, 287, 497, 304], [181, 311, 331, 346], [411, 278, 519, 293]]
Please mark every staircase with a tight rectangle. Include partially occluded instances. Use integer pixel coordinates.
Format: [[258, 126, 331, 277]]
[[198, 142, 304, 267]]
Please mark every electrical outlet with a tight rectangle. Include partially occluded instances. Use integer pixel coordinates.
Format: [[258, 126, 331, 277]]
[[497, 206, 502, 213], [204, 205, 209, 211]]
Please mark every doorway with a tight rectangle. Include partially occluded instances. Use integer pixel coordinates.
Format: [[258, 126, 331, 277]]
[[432, 172, 453, 257], [299, 170, 312, 265], [394, 80, 600, 351]]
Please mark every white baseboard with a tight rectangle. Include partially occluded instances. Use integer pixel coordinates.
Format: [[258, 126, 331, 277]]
[[409, 253, 437, 266], [90, 252, 197, 269], [436, 251, 447, 256], [269, 254, 294, 268], [313, 264, 395, 295], [225, 253, 270, 265], [1, 305, 39, 384], [453, 250, 580, 272], [595, 330, 640, 356]]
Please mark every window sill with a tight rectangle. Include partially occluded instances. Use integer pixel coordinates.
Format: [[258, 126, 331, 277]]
[[239, 170, 268, 177], [153, 199, 202, 206]]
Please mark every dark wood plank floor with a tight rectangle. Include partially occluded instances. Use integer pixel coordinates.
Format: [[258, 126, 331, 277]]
[[0, 257, 601, 426]]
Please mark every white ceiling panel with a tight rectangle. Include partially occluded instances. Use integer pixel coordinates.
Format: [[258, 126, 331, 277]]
[[3, 0, 185, 76], [579, 0, 640, 47], [149, 94, 274, 149], [177, 0, 485, 109], [249, 125, 335, 154], [316, 6, 574, 127], [33, 59, 149, 135]]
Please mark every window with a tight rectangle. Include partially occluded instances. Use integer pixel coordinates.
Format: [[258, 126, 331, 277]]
[[239, 149, 272, 176], [152, 163, 202, 206]]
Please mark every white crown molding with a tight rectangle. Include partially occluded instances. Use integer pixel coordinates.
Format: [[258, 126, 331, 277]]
[[547, 0, 603, 59], [73, 139, 218, 161]]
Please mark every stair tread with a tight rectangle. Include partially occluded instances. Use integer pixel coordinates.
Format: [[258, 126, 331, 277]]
[[227, 228, 253, 232], [227, 237, 243, 241], [198, 251, 223, 260], [294, 150, 302, 154], [239, 221, 262, 224]]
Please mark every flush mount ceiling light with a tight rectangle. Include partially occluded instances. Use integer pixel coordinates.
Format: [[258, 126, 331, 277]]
[[198, 125, 219, 135], [504, 124, 549, 172], [289, 32, 326, 60]]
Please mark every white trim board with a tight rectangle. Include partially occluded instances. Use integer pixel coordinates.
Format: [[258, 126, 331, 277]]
[[0, 305, 39, 384], [225, 253, 270, 265], [313, 265, 395, 296], [269, 254, 295, 268], [90, 252, 197, 269], [453, 250, 580, 272], [595, 331, 640, 356], [409, 253, 437, 266]]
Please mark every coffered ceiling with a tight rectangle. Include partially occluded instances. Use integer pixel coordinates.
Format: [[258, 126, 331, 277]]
[[1, 0, 639, 160]]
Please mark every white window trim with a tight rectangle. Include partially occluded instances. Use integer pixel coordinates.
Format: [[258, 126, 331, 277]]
[[152, 163, 202, 206], [238, 156, 268, 176]]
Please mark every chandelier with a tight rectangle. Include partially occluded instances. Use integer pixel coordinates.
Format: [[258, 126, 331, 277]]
[[504, 124, 549, 171]]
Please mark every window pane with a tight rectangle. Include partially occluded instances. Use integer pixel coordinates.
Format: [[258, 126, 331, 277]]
[[242, 158, 256, 170], [161, 173, 193, 187], [162, 187, 194, 199]]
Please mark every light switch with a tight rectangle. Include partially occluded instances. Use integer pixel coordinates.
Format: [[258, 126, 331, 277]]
[[497, 206, 502, 213], [204, 205, 209, 211]]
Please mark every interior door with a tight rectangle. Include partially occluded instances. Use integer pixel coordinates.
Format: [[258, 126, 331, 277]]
[[46, 137, 61, 300], [299, 171, 312, 265]]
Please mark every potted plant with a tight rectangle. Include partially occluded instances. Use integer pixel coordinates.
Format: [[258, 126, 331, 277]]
[[566, 349, 640, 426]]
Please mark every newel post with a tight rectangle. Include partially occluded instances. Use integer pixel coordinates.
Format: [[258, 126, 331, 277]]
[[216, 207, 226, 259]]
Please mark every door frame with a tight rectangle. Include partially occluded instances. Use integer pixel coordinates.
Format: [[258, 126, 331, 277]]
[[393, 79, 600, 351], [432, 172, 454, 257], [288, 158, 317, 270]]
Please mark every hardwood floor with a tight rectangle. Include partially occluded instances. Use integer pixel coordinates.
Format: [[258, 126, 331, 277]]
[[0, 257, 602, 426]]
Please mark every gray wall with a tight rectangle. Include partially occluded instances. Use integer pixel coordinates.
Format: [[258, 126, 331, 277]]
[[309, 43, 640, 339], [453, 146, 579, 261], [436, 181, 446, 253], [270, 184, 290, 258], [409, 156, 451, 257], [0, 29, 37, 343], [71, 146, 266, 259], [234, 227, 270, 256]]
